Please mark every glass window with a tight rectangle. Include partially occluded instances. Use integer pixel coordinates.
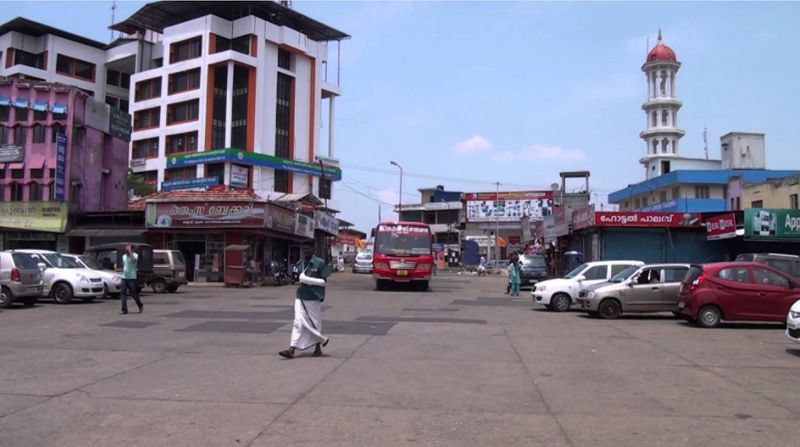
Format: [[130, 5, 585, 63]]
[[56, 54, 95, 81], [132, 138, 159, 159], [165, 166, 196, 182], [753, 268, 790, 288], [135, 77, 162, 101], [718, 267, 751, 283], [153, 252, 169, 265], [211, 65, 227, 149], [791, 194, 799, 210], [278, 48, 292, 70], [13, 49, 46, 69], [751, 200, 763, 208], [232, 35, 250, 55], [583, 265, 608, 280], [170, 36, 202, 63], [231, 65, 249, 149], [694, 185, 710, 199], [95, 250, 118, 270], [274, 169, 289, 193], [166, 132, 198, 155], [167, 100, 199, 124], [0, 105, 9, 121], [663, 267, 689, 283], [13, 126, 26, 145], [32, 124, 45, 143], [133, 107, 160, 130], [765, 260, 792, 277], [610, 265, 638, 283], [12, 253, 39, 269], [29, 182, 42, 201], [10, 182, 24, 201], [169, 68, 201, 94], [34, 109, 47, 121], [275, 73, 293, 158], [635, 268, 660, 284], [610, 264, 630, 277], [15, 107, 28, 122], [206, 163, 224, 180]]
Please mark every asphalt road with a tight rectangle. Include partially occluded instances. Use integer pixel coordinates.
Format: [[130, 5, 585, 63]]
[[0, 272, 798, 446]]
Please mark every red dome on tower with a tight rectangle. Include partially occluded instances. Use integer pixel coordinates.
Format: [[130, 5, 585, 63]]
[[646, 30, 677, 62]]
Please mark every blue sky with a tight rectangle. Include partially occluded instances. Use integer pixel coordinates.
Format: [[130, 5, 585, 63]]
[[6, 1, 800, 233]]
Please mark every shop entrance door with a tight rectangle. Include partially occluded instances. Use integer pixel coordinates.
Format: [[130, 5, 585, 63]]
[[176, 241, 206, 281]]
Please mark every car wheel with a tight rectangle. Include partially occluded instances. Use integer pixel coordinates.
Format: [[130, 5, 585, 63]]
[[697, 305, 722, 328], [598, 299, 622, 320], [102, 284, 109, 299], [52, 283, 73, 304], [166, 285, 179, 293], [0, 287, 13, 308], [22, 296, 37, 307], [551, 293, 572, 312], [152, 278, 167, 294]]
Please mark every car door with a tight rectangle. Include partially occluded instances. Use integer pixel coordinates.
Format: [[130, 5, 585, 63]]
[[712, 266, 759, 320], [28, 253, 54, 294], [751, 267, 797, 320], [575, 265, 610, 296], [660, 266, 689, 310], [621, 267, 662, 312]]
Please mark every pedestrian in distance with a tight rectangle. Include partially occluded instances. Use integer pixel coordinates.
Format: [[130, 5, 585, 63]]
[[279, 247, 331, 359], [508, 254, 521, 296], [120, 244, 143, 314]]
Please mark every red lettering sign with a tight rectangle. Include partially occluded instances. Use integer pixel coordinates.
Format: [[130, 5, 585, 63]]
[[706, 213, 738, 240], [147, 201, 267, 228], [594, 212, 703, 228]]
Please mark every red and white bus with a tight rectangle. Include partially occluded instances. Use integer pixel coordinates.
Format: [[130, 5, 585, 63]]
[[372, 221, 433, 290]]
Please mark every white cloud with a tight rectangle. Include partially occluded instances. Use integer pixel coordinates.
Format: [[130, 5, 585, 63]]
[[491, 144, 587, 163], [453, 135, 494, 154]]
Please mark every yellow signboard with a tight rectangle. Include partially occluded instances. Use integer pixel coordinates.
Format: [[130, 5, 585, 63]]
[[0, 202, 68, 233]]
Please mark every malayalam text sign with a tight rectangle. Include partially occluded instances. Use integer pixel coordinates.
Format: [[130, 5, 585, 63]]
[[595, 212, 703, 228], [706, 213, 738, 241], [146, 201, 266, 228]]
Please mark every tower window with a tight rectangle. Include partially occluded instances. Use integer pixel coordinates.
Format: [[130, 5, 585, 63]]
[[661, 110, 668, 126], [651, 111, 657, 127]]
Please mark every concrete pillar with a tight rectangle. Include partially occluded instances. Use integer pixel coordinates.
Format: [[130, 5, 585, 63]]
[[224, 62, 234, 148], [328, 96, 335, 158]]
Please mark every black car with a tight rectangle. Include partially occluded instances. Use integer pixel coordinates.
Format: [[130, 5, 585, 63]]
[[519, 254, 548, 287]]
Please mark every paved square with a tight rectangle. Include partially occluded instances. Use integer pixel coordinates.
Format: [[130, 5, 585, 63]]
[[0, 272, 797, 445]]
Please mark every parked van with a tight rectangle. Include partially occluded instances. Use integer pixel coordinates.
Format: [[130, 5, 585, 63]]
[[151, 249, 188, 293], [734, 253, 800, 278], [0, 251, 43, 307], [84, 243, 154, 288]]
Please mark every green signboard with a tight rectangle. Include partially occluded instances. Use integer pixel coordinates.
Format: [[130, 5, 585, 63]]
[[108, 106, 132, 142], [744, 208, 800, 239], [167, 148, 342, 181]]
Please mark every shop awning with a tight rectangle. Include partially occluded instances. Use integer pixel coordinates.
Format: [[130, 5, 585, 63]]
[[67, 228, 146, 237], [0, 95, 9, 106], [13, 97, 29, 108], [51, 103, 68, 114], [33, 100, 48, 112]]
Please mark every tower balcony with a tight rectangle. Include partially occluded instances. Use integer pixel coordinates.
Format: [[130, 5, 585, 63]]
[[639, 128, 685, 139], [641, 98, 682, 110]]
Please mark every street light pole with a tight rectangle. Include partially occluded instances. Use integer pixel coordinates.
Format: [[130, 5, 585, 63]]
[[390, 161, 403, 220], [495, 181, 500, 263]]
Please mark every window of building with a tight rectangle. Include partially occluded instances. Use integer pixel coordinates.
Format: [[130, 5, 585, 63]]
[[72, 124, 85, 146], [319, 178, 332, 200], [164, 166, 196, 182], [135, 77, 162, 101], [133, 107, 160, 130], [212, 35, 252, 55], [29, 168, 43, 179], [32, 124, 45, 143], [659, 190, 667, 203], [634, 198, 641, 209], [274, 169, 289, 193], [13, 49, 46, 69], [10, 182, 24, 201], [168, 68, 201, 94], [167, 99, 199, 125], [642, 196, 648, 207], [735, 197, 741, 210], [29, 182, 42, 201], [791, 194, 799, 209], [132, 138, 159, 159], [231, 65, 249, 149], [166, 131, 198, 155], [51, 124, 65, 143], [661, 160, 671, 174], [136, 170, 158, 186], [14, 106, 28, 122], [0, 126, 5, 144], [694, 185, 710, 199], [0, 105, 8, 121], [55, 54, 95, 81], [33, 109, 47, 121], [13, 126, 26, 145], [211, 65, 227, 149], [278, 48, 292, 70], [671, 186, 680, 200], [661, 110, 668, 126], [206, 163, 224, 180], [106, 69, 130, 89], [11, 169, 23, 179], [275, 73, 293, 158], [751, 200, 763, 208], [170, 36, 202, 63]]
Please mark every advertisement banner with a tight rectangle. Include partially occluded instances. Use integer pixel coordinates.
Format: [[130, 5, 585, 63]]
[[745, 208, 800, 239], [594, 212, 703, 228], [314, 211, 339, 236], [160, 176, 219, 192], [706, 213, 738, 241], [465, 191, 553, 222], [167, 148, 342, 181], [265, 204, 296, 234], [0, 144, 24, 163], [54, 132, 67, 201], [0, 202, 68, 232], [571, 205, 596, 230], [230, 164, 249, 188], [295, 213, 315, 238], [146, 201, 266, 228]]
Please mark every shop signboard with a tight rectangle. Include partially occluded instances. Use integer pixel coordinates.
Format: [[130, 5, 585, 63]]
[[335, 233, 359, 246], [594, 212, 703, 228], [145, 201, 266, 228], [0, 202, 68, 233], [108, 106, 132, 142], [465, 191, 553, 223], [706, 213, 738, 241], [167, 148, 342, 181], [265, 204, 296, 234], [160, 176, 219, 192], [54, 132, 67, 201], [744, 208, 800, 239], [130, 158, 147, 168], [294, 213, 315, 239], [571, 205, 596, 230], [0, 144, 24, 163], [230, 164, 249, 188], [314, 211, 339, 236]]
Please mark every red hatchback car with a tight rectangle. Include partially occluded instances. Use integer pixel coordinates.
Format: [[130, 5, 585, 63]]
[[678, 262, 800, 328]]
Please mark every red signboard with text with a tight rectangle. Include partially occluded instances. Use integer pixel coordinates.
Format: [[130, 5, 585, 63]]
[[571, 205, 596, 230], [146, 201, 266, 228], [594, 212, 703, 228], [706, 213, 738, 240]]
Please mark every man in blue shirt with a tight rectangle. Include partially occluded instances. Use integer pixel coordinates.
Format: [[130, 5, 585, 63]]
[[120, 245, 143, 314]]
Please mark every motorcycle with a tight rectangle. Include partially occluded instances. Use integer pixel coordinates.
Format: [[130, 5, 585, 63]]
[[290, 263, 300, 285], [270, 261, 288, 285]]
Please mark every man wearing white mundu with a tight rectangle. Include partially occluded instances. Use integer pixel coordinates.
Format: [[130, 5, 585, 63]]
[[279, 247, 331, 359]]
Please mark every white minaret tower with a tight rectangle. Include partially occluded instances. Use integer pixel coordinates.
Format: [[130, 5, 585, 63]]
[[639, 30, 685, 179]]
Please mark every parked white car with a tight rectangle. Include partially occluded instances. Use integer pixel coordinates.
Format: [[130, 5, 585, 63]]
[[786, 300, 800, 343], [15, 250, 104, 304], [532, 260, 644, 312], [62, 254, 122, 298]]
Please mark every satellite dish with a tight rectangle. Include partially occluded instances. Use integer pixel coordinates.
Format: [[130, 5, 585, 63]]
[[550, 183, 560, 191]]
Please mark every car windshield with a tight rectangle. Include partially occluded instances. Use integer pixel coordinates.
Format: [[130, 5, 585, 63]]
[[375, 229, 431, 255], [609, 265, 639, 283], [43, 253, 78, 268], [564, 263, 589, 279], [78, 256, 102, 270]]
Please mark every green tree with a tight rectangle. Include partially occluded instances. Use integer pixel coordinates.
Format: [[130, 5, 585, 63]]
[[127, 169, 155, 197]]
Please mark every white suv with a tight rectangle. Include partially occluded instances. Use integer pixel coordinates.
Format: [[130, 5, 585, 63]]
[[16, 250, 105, 304], [532, 260, 644, 312]]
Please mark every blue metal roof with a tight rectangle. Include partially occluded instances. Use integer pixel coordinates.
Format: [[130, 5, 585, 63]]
[[609, 169, 800, 203]]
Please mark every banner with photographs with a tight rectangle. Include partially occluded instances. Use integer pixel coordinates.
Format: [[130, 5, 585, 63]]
[[465, 191, 553, 223]]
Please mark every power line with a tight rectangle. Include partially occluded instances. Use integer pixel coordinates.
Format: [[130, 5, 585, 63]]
[[339, 182, 394, 206]]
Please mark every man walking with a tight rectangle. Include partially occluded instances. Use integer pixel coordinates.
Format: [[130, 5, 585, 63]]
[[120, 244, 143, 314], [279, 248, 331, 359]]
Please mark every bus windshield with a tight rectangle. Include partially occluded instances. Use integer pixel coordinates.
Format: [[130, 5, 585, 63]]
[[374, 224, 431, 256]]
